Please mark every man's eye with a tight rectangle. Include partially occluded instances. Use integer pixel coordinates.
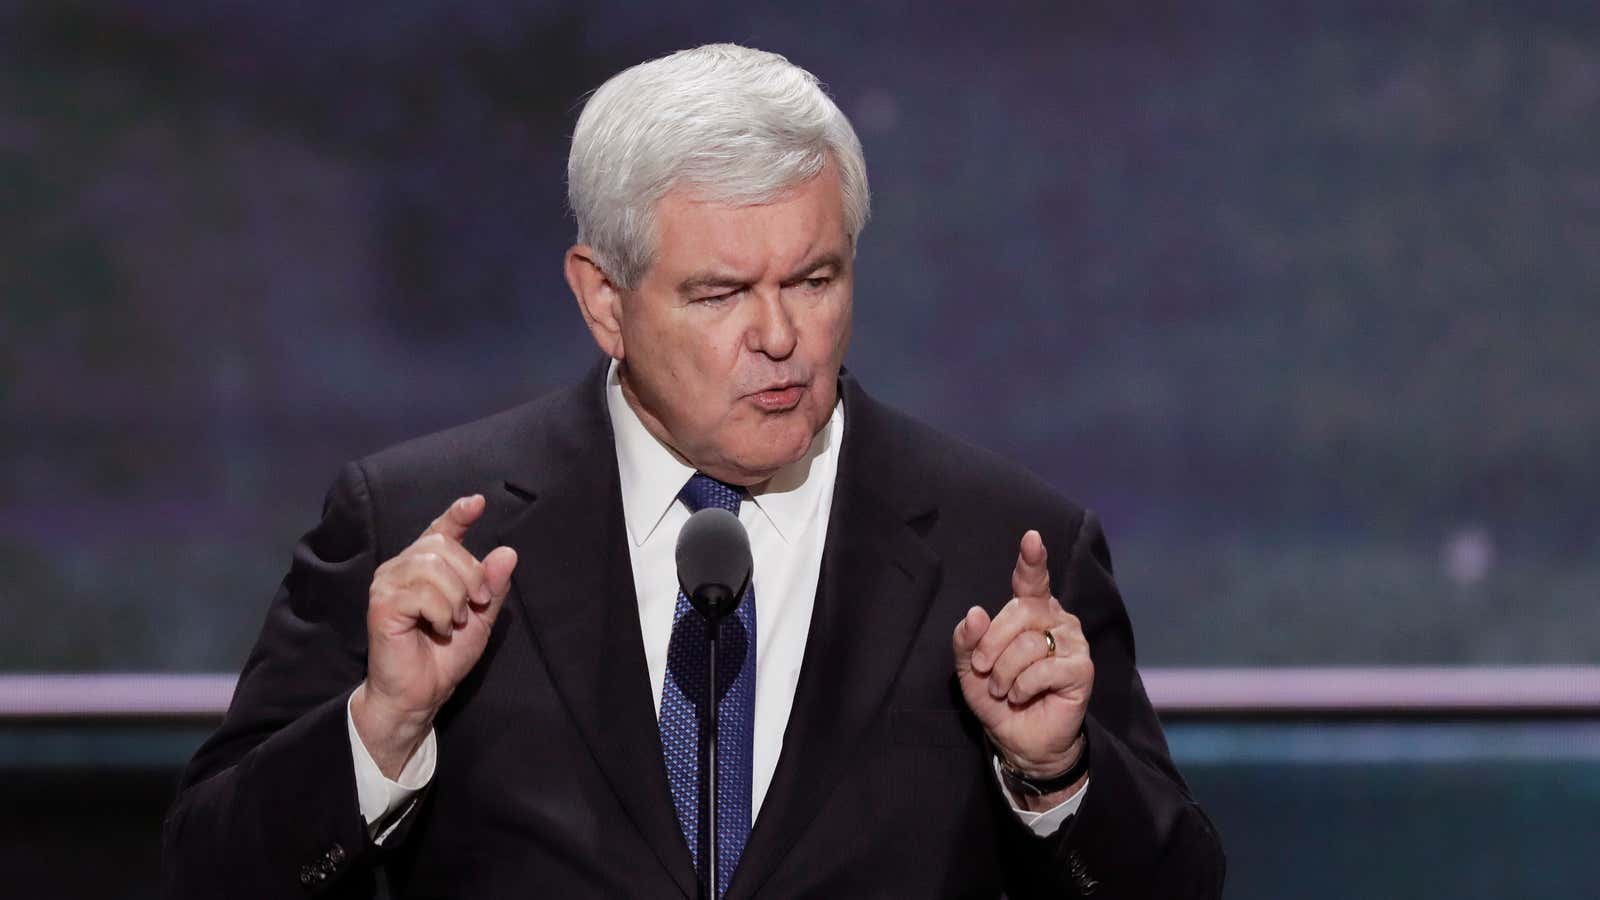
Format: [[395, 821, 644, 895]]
[[695, 290, 737, 304], [800, 277, 831, 291]]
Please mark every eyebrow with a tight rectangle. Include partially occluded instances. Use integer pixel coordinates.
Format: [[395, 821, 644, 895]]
[[676, 273, 749, 296], [676, 252, 846, 296], [782, 252, 845, 284]]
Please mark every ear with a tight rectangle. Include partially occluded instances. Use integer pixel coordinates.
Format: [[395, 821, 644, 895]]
[[565, 245, 626, 359]]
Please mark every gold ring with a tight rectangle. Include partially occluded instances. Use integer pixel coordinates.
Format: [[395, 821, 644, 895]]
[[1041, 629, 1057, 657]]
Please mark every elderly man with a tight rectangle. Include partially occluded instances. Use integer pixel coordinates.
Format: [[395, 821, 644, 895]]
[[165, 44, 1223, 898]]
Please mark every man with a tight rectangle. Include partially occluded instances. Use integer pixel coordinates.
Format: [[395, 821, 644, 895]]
[[164, 44, 1223, 898]]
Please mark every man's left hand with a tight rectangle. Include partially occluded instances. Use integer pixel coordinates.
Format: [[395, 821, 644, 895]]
[[952, 529, 1093, 804]]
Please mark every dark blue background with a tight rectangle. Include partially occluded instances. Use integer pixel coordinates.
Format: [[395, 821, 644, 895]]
[[4, 0, 1597, 670]]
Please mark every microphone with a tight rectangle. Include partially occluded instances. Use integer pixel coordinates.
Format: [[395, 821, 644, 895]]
[[675, 508, 752, 622], [673, 506, 752, 900]]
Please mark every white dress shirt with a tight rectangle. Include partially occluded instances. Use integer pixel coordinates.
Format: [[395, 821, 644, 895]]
[[348, 360, 1085, 838]]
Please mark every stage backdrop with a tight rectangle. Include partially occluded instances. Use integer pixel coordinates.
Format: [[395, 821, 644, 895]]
[[3, 0, 1597, 671]]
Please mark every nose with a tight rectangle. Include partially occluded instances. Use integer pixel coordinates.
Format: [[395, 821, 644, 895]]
[[747, 288, 797, 360]]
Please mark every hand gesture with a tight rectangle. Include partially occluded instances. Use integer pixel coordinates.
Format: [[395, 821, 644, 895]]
[[352, 494, 517, 776], [952, 530, 1093, 791]]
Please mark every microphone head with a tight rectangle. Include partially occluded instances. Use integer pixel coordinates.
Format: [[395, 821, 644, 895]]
[[675, 508, 752, 621]]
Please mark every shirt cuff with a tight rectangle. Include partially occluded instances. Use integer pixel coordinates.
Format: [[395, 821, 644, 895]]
[[990, 755, 1089, 838], [346, 691, 436, 840]]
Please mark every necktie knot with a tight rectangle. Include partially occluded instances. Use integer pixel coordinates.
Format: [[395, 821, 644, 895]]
[[680, 472, 743, 514]]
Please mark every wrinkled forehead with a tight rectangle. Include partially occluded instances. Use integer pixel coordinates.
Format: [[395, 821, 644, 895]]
[[645, 168, 852, 284]]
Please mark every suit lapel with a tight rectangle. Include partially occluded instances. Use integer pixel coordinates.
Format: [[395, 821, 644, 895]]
[[727, 376, 942, 899], [494, 363, 698, 898]]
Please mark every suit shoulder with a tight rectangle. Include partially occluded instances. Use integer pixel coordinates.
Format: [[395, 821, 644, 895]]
[[325, 376, 602, 556], [357, 387, 576, 486], [853, 392, 1086, 527]]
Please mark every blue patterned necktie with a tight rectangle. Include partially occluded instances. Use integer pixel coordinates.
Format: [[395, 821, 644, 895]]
[[659, 473, 756, 897]]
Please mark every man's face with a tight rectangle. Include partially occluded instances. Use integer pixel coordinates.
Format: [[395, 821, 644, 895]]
[[613, 164, 854, 485]]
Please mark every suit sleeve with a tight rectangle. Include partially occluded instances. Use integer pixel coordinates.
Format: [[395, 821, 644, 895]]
[[162, 462, 394, 899], [1002, 511, 1226, 899]]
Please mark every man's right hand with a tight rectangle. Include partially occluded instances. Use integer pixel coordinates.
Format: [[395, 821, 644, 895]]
[[351, 494, 518, 778]]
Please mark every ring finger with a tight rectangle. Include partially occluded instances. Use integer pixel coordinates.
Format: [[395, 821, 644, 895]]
[[986, 624, 1060, 700]]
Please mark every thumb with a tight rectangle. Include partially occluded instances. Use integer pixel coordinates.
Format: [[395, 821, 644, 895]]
[[479, 546, 518, 622], [951, 605, 990, 675], [1011, 529, 1051, 602]]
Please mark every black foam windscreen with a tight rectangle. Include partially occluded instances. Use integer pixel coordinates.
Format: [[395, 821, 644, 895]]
[[675, 508, 753, 619]]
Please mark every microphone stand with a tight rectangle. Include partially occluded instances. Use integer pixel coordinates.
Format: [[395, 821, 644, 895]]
[[678, 507, 749, 900], [693, 582, 744, 900], [703, 614, 721, 900]]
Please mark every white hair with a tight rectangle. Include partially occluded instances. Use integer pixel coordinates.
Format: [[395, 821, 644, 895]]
[[567, 43, 871, 290]]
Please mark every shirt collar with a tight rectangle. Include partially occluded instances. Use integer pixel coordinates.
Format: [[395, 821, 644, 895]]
[[605, 358, 843, 547]]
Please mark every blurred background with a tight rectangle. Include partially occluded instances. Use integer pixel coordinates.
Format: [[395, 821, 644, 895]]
[[2, 0, 1597, 896]]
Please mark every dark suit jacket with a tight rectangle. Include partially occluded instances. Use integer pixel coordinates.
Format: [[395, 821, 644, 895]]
[[163, 362, 1224, 899]]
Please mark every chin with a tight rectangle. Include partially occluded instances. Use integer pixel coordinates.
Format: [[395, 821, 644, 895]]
[[713, 397, 832, 478], [734, 447, 805, 480], [723, 428, 812, 480]]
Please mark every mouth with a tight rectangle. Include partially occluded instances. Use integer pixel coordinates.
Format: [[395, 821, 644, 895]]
[[748, 382, 807, 413]]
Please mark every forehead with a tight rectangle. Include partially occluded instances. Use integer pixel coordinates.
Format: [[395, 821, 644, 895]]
[[648, 166, 850, 280]]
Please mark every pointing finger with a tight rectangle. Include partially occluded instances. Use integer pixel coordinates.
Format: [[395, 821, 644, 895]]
[[424, 494, 486, 542], [1011, 529, 1051, 604]]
